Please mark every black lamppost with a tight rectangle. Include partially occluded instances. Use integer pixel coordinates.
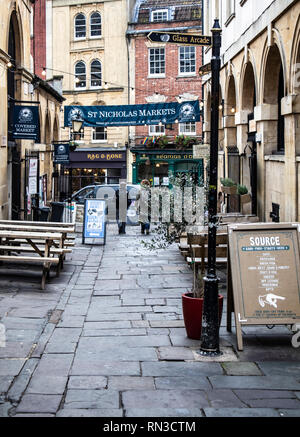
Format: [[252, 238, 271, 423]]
[[199, 19, 222, 357]]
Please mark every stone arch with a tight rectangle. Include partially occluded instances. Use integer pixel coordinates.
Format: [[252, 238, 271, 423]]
[[290, 15, 300, 95], [261, 31, 287, 105], [261, 34, 286, 153], [45, 111, 51, 145], [7, 8, 24, 67], [53, 115, 59, 142], [240, 58, 257, 111], [225, 74, 237, 116]]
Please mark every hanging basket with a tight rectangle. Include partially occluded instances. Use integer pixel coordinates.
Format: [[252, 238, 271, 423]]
[[240, 193, 252, 204], [221, 185, 237, 195]]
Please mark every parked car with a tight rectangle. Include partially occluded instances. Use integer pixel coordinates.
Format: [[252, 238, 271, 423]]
[[70, 183, 140, 225], [70, 183, 140, 205]]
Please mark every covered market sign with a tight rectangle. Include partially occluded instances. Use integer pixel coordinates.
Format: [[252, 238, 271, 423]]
[[64, 101, 201, 127]]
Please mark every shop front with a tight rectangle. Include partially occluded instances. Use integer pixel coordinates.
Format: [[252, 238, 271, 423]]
[[58, 149, 127, 199], [131, 149, 204, 187]]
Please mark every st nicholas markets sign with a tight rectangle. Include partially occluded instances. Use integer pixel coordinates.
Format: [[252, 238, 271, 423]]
[[64, 101, 201, 128]]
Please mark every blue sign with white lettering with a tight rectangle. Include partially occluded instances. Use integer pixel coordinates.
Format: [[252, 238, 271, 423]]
[[64, 101, 201, 127]]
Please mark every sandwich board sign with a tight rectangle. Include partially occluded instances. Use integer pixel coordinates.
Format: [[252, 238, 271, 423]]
[[227, 223, 300, 350], [82, 199, 107, 245]]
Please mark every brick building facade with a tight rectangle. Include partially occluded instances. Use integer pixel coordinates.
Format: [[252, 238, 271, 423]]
[[127, 0, 204, 186]]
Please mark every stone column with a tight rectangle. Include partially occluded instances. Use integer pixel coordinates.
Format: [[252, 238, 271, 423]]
[[254, 103, 278, 221], [281, 95, 300, 221]]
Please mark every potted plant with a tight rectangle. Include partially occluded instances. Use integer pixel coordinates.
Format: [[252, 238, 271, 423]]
[[157, 135, 169, 149], [174, 135, 196, 151], [220, 177, 237, 195], [140, 172, 223, 340], [237, 184, 251, 204]]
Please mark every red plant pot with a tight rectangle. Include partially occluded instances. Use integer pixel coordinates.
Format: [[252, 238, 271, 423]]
[[182, 293, 224, 340]]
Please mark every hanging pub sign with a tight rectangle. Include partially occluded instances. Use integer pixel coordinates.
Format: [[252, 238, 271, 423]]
[[13, 105, 40, 142], [53, 143, 70, 164], [64, 101, 201, 128], [227, 223, 300, 351]]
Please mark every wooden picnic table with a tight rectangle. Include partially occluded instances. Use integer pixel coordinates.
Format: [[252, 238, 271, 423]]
[[0, 223, 75, 249], [0, 220, 75, 229], [0, 230, 65, 289]]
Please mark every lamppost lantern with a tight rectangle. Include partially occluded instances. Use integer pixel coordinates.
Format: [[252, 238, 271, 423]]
[[72, 115, 84, 134]]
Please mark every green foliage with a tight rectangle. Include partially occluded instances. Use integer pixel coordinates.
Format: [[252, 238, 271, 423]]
[[237, 184, 249, 195], [174, 135, 196, 150], [220, 177, 237, 187]]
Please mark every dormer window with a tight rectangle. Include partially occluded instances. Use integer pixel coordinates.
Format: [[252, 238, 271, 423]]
[[151, 9, 169, 22]]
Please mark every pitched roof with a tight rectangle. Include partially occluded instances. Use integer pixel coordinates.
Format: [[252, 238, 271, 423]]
[[135, 0, 202, 23]]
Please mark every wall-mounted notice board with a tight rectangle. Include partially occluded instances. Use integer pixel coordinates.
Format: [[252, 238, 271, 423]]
[[227, 223, 300, 350]]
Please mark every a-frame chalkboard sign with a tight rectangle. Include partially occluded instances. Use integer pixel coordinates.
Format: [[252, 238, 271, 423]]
[[227, 223, 300, 350]]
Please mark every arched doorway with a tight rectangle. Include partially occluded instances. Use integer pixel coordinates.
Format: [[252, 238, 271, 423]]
[[225, 75, 238, 212], [263, 44, 285, 154], [241, 61, 257, 214], [7, 12, 22, 219]]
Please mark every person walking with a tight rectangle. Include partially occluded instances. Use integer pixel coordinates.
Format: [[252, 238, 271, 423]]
[[116, 181, 130, 234], [137, 179, 151, 235]]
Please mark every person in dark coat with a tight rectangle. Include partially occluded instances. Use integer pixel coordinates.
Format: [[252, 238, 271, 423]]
[[116, 181, 131, 234]]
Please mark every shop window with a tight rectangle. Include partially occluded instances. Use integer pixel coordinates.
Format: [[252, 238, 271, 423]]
[[90, 12, 101, 38], [75, 61, 86, 88], [153, 162, 169, 186], [151, 9, 169, 22], [92, 127, 107, 142], [149, 48, 165, 77], [90, 60, 102, 88], [179, 46, 196, 75], [149, 124, 165, 136], [75, 13, 86, 39], [179, 122, 196, 135]]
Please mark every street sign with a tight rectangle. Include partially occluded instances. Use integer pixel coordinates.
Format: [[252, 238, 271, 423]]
[[147, 31, 212, 46], [227, 223, 300, 350]]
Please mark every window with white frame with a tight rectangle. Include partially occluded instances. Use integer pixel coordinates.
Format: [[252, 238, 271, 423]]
[[179, 46, 196, 75], [75, 13, 86, 39], [149, 124, 165, 136], [90, 60, 102, 88], [179, 122, 196, 135], [92, 127, 107, 142], [90, 12, 101, 37], [75, 61, 86, 88], [149, 48, 165, 76], [151, 9, 169, 22]]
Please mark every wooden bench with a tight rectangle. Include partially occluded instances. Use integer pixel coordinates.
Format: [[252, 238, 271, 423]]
[[186, 233, 228, 274], [0, 230, 64, 290]]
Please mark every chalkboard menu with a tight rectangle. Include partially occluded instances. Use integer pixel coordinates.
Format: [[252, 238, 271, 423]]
[[227, 223, 300, 350], [82, 199, 106, 245]]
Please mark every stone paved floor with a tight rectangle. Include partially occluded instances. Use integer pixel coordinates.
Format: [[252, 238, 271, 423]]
[[0, 224, 299, 417]]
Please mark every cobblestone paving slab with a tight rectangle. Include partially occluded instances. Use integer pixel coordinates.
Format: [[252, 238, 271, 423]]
[[0, 225, 299, 418]]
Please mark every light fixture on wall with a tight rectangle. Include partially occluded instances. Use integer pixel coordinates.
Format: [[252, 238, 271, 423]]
[[42, 67, 47, 77]]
